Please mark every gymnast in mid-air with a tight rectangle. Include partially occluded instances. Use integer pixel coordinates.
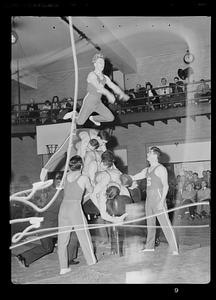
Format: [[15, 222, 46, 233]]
[[75, 53, 129, 126]]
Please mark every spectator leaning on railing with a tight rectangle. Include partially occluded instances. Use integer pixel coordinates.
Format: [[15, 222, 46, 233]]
[[194, 79, 211, 103], [40, 100, 51, 124], [157, 78, 172, 109], [51, 96, 61, 121], [144, 82, 160, 110], [27, 99, 40, 124]]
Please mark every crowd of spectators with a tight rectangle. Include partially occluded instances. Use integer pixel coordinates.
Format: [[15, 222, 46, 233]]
[[120, 77, 210, 113], [173, 169, 211, 220], [11, 78, 211, 125], [11, 96, 82, 125], [138, 168, 211, 222]]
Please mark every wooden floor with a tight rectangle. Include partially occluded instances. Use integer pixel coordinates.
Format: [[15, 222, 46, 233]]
[[10, 216, 210, 284]]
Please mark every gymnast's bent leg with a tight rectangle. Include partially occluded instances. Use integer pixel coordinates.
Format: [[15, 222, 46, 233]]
[[93, 101, 115, 123], [76, 93, 97, 125]]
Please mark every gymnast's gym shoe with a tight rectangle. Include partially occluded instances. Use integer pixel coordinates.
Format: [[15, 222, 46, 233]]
[[60, 267, 72, 275], [155, 238, 160, 247], [63, 111, 78, 120], [172, 251, 179, 255], [89, 116, 101, 126], [139, 248, 155, 253], [69, 259, 80, 265], [16, 255, 29, 268]]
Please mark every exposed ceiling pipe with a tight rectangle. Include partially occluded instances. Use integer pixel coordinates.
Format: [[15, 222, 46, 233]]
[[60, 16, 101, 51]]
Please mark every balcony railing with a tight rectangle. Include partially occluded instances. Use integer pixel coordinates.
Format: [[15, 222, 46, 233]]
[[11, 80, 211, 127]]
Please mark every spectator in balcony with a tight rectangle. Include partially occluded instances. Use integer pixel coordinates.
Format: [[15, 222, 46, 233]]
[[134, 84, 146, 106], [27, 99, 40, 124], [40, 100, 51, 124], [196, 180, 210, 217], [11, 105, 18, 124], [194, 79, 211, 103], [67, 97, 74, 108], [144, 82, 160, 110], [51, 96, 61, 121], [157, 78, 171, 109], [169, 77, 185, 107]]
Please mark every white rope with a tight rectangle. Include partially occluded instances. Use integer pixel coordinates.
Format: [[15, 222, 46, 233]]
[[10, 201, 210, 246]]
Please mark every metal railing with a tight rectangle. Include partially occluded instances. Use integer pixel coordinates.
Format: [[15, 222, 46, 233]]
[[11, 80, 211, 125]]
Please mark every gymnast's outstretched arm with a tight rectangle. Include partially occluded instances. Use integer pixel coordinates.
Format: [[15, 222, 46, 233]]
[[131, 167, 148, 181], [104, 75, 129, 101]]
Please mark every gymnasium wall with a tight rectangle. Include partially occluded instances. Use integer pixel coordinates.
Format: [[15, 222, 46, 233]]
[[125, 45, 211, 90], [10, 114, 210, 192], [112, 115, 211, 175], [11, 137, 42, 192]]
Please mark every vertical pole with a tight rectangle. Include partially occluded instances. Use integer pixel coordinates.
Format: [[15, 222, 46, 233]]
[[17, 59, 21, 123]]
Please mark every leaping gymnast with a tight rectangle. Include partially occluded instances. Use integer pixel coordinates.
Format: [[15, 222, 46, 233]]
[[65, 53, 129, 126]]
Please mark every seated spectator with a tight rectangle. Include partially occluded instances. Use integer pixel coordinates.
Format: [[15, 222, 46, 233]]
[[67, 97, 74, 108], [144, 82, 160, 110], [127, 89, 136, 99], [157, 77, 172, 109], [11, 105, 18, 124], [51, 96, 61, 121], [169, 77, 185, 106], [15, 173, 79, 268], [201, 170, 207, 182], [206, 170, 211, 188], [192, 172, 201, 189], [177, 183, 197, 220], [57, 102, 73, 122], [40, 100, 51, 124], [27, 99, 40, 124], [196, 180, 210, 217], [194, 79, 211, 102], [134, 84, 142, 98]]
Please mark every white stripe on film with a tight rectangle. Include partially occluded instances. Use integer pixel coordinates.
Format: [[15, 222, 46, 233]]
[[80, 202, 96, 264], [157, 188, 178, 252]]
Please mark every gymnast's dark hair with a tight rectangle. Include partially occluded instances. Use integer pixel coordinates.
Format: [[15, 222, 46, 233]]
[[106, 185, 120, 200], [149, 146, 162, 158], [98, 130, 110, 142], [69, 155, 83, 171], [89, 138, 100, 149], [101, 150, 115, 167]]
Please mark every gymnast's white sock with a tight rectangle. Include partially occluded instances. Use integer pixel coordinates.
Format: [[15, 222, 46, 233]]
[[89, 116, 100, 126], [60, 267, 71, 275]]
